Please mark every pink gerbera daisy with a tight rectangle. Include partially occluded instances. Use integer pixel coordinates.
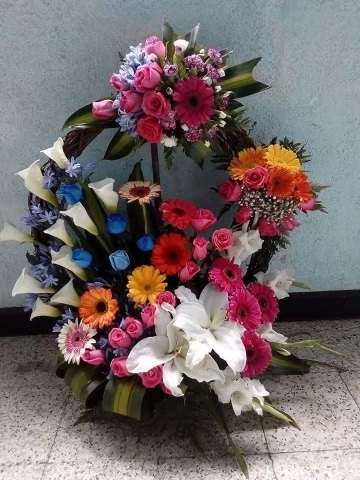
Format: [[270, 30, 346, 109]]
[[173, 77, 214, 126], [57, 319, 97, 365], [159, 198, 197, 230], [209, 257, 243, 293], [248, 282, 279, 324], [242, 330, 272, 378], [118, 181, 161, 205], [227, 288, 261, 329]]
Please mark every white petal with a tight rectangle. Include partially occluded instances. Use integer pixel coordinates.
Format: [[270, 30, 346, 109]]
[[0, 223, 34, 243], [160, 135, 178, 148], [50, 279, 80, 307], [40, 137, 68, 169], [173, 39, 189, 53], [162, 360, 184, 397], [174, 355, 225, 384], [51, 245, 87, 281], [227, 229, 263, 264], [12, 268, 55, 296], [16, 160, 58, 207], [185, 338, 211, 368], [199, 283, 228, 326], [30, 298, 61, 320], [44, 219, 74, 246], [231, 388, 254, 416], [126, 336, 175, 373], [88, 178, 118, 214], [154, 305, 173, 337], [257, 323, 288, 343], [60, 202, 99, 235], [245, 378, 269, 399], [175, 286, 198, 304], [208, 322, 246, 374], [173, 303, 210, 332]]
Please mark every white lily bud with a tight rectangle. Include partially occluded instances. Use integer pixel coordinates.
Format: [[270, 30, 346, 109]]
[[43, 219, 74, 247], [217, 68, 225, 77], [219, 120, 226, 127], [204, 140, 210, 148], [203, 76, 212, 86], [50, 279, 80, 307], [16, 160, 58, 207], [181, 124, 189, 131], [88, 178, 118, 214], [51, 245, 87, 281], [174, 39, 189, 54], [0, 223, 34, 243], [60, 202, 99, 236], [40, 137, 68, 169], [30, 297, 61, 320], [12, 268, 55, 297], [160, 135, 178, 148], [215, 85, 222, 93], [216, 110, 227, 119]]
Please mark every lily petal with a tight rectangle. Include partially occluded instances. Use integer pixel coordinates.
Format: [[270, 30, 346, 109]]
[[0, 223, 34, 243], [126, 336, 176, 373], [50, 279, 80, 307], [60, 202, 99, 236], [43, 218, 74, 246], [175, 355, 225, 384], [51, 245, 87, 281], [40, 137, 68, 169], [185, 338, 212, 368], [207, 322, 246, 374], [88, 178, 118, 214], [257, 323, 288, 343], [12, 268, 55, 296], [16, 160, 58, 207], [154, 305, 173, 337], [200, 284, 228, 326], [30, 297, 61, 320], [175, 286, 198, 303], [162, 360, 184, 397]]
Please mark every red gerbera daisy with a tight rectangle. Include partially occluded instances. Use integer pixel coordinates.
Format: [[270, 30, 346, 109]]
[[208, 257, 243, 293], [227, 288, 261, 330], [248, 283, 279, 324], [159, 199, 197, 230], [242, 330, 272, 378], [151, 233, 191, 275], [173, 77, 214, 126]]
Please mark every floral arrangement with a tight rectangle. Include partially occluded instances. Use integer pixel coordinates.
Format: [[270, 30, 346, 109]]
[[0, 21, 335, 478]]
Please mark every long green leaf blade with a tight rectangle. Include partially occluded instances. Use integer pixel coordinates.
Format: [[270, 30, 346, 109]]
[[64, 364, 107, 408], [183, 140, 212, 168], [63, 100, 118, 129], [104, 131, 137, 160], [268, 351, 310, 374], [219, 58, 269, 98], [263, 400, 300, 429], [102, 376, 148, 420]]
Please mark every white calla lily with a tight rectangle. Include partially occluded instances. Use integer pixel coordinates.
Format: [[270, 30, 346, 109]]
[[50, 279, 80, 307], [255, 269, 294, 299], [40, 137, 68, 169], [226, 223, 263, 264], [0, 223, 34, 244], [88, 178, 118, 214], [16, 160, 58, 207], [43, 218, 74, 246], [60, 202, 98, 235], [30, 297, 61, 320], [12, 268, 55, 297], [51, 245, 87, 281]]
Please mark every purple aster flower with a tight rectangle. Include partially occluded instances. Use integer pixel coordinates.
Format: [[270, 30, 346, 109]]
[[220, 96, 230, 110], [86, 280, 109, 290], [206, 64, 221, 83], [38, 209, 58, 224], [166, 87, 174, 96], [43, 170, 58, 189], [207, 125, 219, 138], [23, 293, 38, 312], [185, 54, 205, 71], [49, 239, 63, 252], [65, 157, 82, 178], [38, 246, 51, 263], [208, 48, 223, 66], [99, 337, 108, 350], [185, 126, 203, 142], [52, 322, 64, 333], [31, 263, 50, 280], [161, 111, 176, 130], [62, 307, 76, 322], [163, 63, 179, 77], [21, 214, 41, 228], [30, 200, 45, 215], [41, 274, 59, 288]]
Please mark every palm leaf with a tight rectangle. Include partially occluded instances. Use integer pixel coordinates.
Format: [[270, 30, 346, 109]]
[[219, 58, 269, 98]]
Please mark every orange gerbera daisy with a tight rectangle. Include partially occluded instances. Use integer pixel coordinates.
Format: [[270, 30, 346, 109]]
[[229, 147, 266, 180], [266, 167, 296, 199], [79, 288, 118, 329], [293, 172, 313, 203], [151, 232, 191, 275]]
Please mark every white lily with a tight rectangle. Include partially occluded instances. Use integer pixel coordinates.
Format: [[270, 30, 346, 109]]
[[60, 202, 98, 236], [172, 284, 246, 374], [51, 245, 87, 281], [226, 223, 263, 264], [16, 160, 58, 207], [126, 304, 225, 397], [50, 278, 80, 307], [30, 297, 61, 320], [88, 178, 118, 214], [12, 268, 55, 297], [212, 367, 269, 416], [0, 223, 34, 244], [160, 135, 178, 148], [43, 218, 74, 246], [40, 137, 68, 169], [258, 323, 288, 344], [255, 269, 294, 299], [173, 39, 189, 54]]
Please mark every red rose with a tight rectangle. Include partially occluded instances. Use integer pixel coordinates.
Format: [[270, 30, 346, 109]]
[[123, 316, 144, 339], [136, 116, 163, 143], [190, 208, 217, 231], [258, 218, 279, 237], [110, 74, 129, 91], [120, 90, 143, 113], [218, 179, 242, 202], [235, 206, 252, 224], [211, 228, 234, 251], [243, 167, 269, 189], [281, 214, 300, 232], [142, 91, 171, 118]]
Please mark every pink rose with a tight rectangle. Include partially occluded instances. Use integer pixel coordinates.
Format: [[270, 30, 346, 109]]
[[218, 179, 242, 202], [235, 206, 252, 224], [92, 100, 117, 120], [179, 261, 200, 282], [108, 328, 132, 349], [192, 237, 210, 260], [281, 213, 300, 232], [136, 116, 163, 143], [81, 350, 105, 366], [139, 366, 163, 388], [299, 197, 316, 211], [142, 91, 171, 118], [190, 209, 217, 231], [145, 36, 160, 46], [124, 316, 144, 339], [156, 291, 176, 307], [120, 90, 143, 114], [258, 218, 279, 237], [110, 357, 132, 377], [211, 228, 234, 251], [141, 304, 156, 327], [110, 74, 128, 91], [243, 167, 269, 189], [134, 63, 163, 92], [144, 37, 166, 58]]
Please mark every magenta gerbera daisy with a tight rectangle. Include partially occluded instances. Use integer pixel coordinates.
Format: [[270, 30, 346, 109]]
[[227, 288, 261, 330], [173, 77, 214, 126], [209, 257, 243, 293], [248, 282, 279, 324], [242, 330, 272, 378]]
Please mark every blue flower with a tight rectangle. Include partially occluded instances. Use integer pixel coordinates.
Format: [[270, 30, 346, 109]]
[[23, 293, 38, 312], [109, 250, 130, 271], [106, 214, 127, 234], [137, 234, 155, 252], [41, 274, 59, 288], [65, 157, 82, 178], [116, 111, 140, 137], [43, 170, 58, 189], [71, 248, 93, 268], [59, 184, 83, 205]]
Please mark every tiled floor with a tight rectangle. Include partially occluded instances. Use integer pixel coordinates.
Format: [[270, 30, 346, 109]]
[[0, 319, 359, 480]]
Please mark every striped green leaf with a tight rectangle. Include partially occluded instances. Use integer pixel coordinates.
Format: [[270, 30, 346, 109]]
[[64, 364, 107, 408], [55, 351, 69, 379], [104, 131, 137, 160], [184, 140, 212, 168], [102, 376, 149, 420], [219, 58, 269, 98], [268, 350, 310, 375], [63, 99, 118, 129]]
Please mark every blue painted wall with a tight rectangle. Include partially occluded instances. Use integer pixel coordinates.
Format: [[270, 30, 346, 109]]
[[0, 0, 359, 306]]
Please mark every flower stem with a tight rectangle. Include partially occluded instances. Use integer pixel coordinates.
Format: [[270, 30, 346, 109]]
[[150, 143, 162, 208]]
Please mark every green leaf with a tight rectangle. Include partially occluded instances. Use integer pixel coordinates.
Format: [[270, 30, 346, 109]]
[[262, 400, 300, 429], [102, 376, 150, 420], [292, 280, 312, 290], [268, 350, 310, 375], [63, 99, 118, 129], [219, 58, 269, 98], [64, 364, 107, 408], [55, 350, 69, 379], [183, 141, 212, 168], [104, 131, 138, 160], [183, 23, 200, 54], [271, 339, 344, 357], [162, 18, 178, 44], [26, 252, 39, 266]]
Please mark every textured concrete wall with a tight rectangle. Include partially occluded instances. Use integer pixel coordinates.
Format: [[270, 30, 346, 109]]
[[0, 0, 359, 307]]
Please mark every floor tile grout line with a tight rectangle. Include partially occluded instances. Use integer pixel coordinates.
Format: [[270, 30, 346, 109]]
[[260, 417, 280, 480], [339, 371, 360, 412]]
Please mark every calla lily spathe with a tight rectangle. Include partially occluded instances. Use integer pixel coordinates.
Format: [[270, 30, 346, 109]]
[[51, 245, 87, 281], [226, 223, 263, 264], [40, 137, 68, 169], [50, 279, 80, 307], [30, 297, 61, 320], [88, 178, 118, 214], [44, 218, 74, 246], [12, 268, 55, 297], [0, 223, 35, 244], [16, 160, 58, 207], [60, 202, 99, 236]]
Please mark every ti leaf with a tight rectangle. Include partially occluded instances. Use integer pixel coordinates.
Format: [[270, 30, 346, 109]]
[[183, 23, 200, 54], [219, 58, 269, 98], [183, 140, 212, 168], [63, 99, 118, 129], [268, 350, 311, 375], [104, 131, 139, 160]]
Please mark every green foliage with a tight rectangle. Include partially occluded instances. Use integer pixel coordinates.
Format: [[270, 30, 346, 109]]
[[219, 58, 269, 99], [262, 399, 300, 429], [164, 147, 175, 169], [63, 100, 117, 129], [268, 350, 310, 375], [104, 131, 140, 160]]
